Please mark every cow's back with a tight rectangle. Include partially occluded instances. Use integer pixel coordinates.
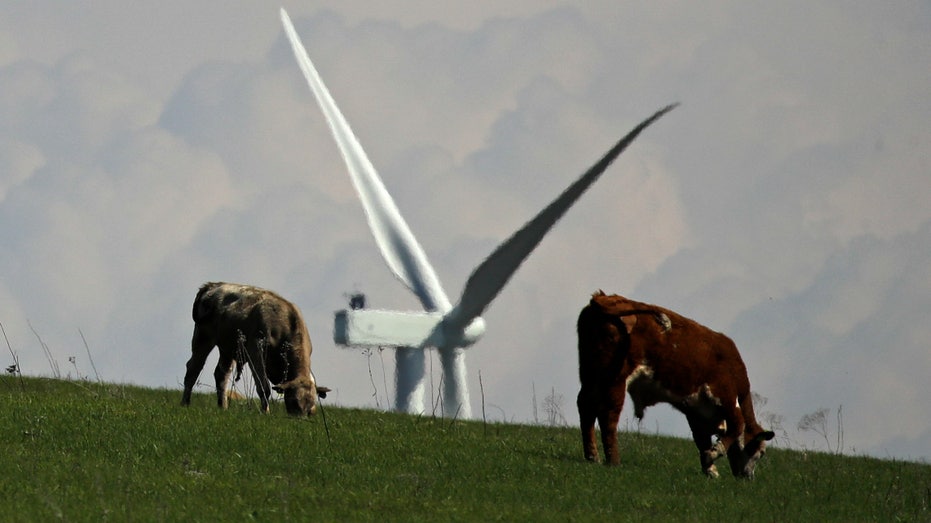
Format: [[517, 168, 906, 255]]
[[193, 282, 263, 325], [193, 283, 306, 351], [591, 292, 751, 399]]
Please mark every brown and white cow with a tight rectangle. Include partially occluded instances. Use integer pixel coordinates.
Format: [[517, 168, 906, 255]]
[[577, 291, 774, 478], [181, 282, 328, 416]]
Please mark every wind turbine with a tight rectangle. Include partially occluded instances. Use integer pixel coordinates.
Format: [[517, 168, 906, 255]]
[[280, 8, 676, 418]]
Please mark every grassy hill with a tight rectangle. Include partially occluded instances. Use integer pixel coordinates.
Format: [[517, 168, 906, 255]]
[[1, 376, 928, 521]]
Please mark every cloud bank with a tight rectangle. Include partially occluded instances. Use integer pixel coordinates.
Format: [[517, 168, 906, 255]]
[[1, 1, 928, 461]]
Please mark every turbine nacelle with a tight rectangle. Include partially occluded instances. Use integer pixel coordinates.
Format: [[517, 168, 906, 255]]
[[437, 315, 486, 348], [334, 309, 485, 349]]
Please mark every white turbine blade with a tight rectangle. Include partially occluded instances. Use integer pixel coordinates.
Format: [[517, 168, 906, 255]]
[[281, 8, 452, 312], [443, 104, 678, 333]]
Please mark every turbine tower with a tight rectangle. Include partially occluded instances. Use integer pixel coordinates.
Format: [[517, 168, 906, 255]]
[[280, 8, 675, 418]]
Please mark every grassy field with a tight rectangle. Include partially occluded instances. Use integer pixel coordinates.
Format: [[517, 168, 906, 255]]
[[1, 376, 928, 522]]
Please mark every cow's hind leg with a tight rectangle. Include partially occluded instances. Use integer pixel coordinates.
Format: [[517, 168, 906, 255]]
[[597, 383, 628, 466], [597, 402, 624, 466], [214, 352, 235, 409], [578, 389, 599, 463], [182, 325, 214, 406]]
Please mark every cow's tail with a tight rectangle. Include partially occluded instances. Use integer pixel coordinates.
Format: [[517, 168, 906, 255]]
[[192, 282, 217, 323]]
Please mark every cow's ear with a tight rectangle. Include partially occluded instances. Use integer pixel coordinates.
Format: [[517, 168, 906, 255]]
[[619, 315, 637, 334], [756, 430, 776, 442], [317, 386, 330, 399]]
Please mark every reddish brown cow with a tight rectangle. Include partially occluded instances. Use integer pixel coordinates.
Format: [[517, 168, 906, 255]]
[[577, 291, 774, 478], [181, 282, 328, 416]]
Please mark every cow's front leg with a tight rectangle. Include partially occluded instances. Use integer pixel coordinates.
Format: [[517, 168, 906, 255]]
[[687, 414, 723, 478], [703, 440, 726, 478], [214, 353, 235, 409], [578, 389, 599, 463], [719, 406, 749, 477], [252, 374, 272, 413], [246, 344, 272, 413]]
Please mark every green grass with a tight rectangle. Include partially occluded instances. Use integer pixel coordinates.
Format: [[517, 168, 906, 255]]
[[1, 376, 928, 522]]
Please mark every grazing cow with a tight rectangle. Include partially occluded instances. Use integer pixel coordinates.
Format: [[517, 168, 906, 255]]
[[181, 282, 328, 416], [577, 291, 774, 478]]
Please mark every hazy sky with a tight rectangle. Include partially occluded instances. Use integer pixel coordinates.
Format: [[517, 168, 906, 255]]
[[1, 2, 928, 462]]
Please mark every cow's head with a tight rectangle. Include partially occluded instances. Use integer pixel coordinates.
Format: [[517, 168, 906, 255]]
[[727, 429, 776, 479], [273, 377, 321, 416]]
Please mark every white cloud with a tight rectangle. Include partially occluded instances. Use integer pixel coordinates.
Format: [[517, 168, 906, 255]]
[[731, 222, 931, 457], [0, 29, 16, 68], [0, 139, 44, 202]]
